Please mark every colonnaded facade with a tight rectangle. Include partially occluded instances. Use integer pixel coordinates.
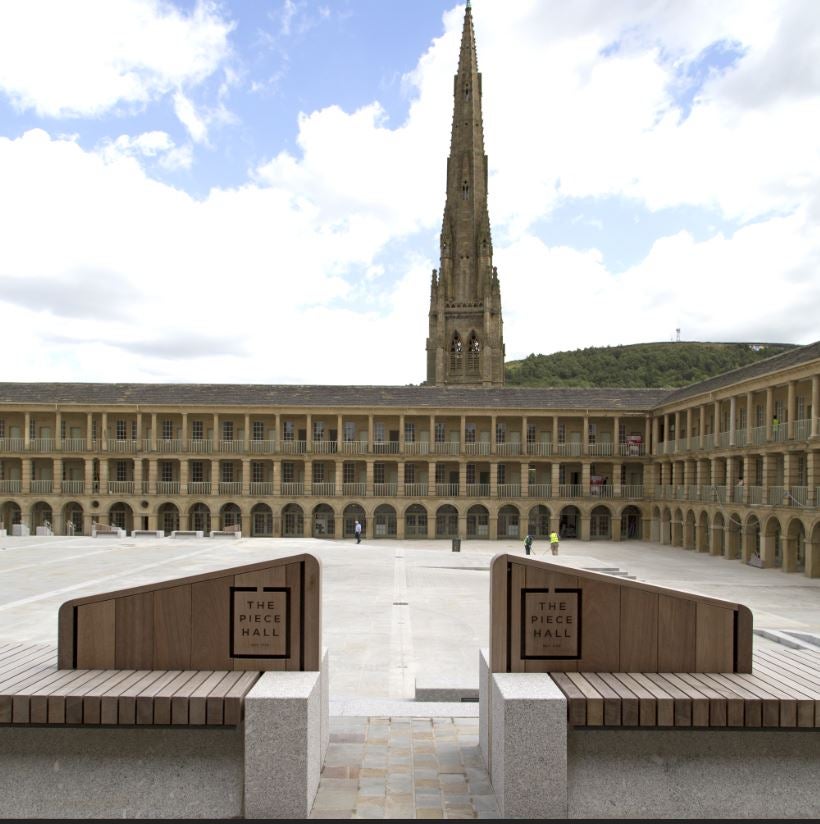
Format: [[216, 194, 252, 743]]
[[0, 4, 818, 576]]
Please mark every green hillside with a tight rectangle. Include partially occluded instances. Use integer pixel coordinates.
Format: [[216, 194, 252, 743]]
[[505, 342, 796, 388]]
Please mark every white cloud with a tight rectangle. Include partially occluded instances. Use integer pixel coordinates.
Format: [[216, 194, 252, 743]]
[[0, 0, 232, 117]]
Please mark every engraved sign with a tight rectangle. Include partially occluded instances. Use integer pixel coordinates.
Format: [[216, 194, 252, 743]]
[[230, 586, 290, 658], [521, 588, 581, 659]]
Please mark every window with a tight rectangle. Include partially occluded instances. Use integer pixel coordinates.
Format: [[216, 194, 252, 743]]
[[0, 419, 5, 438], [343, 463, 355, 483], [252, 462, 264, 483], [313, 421, 325, 441], [374, 463, 385, 484], [192, 420, 204, 440], [343, 422, 356, 442], [496, 422, 506, 444], [755, 405, 764, 427], [252, 421, 265, 441], [221, 463, 234, 482], [557, 423, 566, 444], [435, 422, 446, 443], [404, 422, 415, 442], [283, 462, 295, 483], [466, 463, 476, 484], [797, 397, 806, 420], [588, 423, 596, 445], [283, 421, 294, 441], [116, 420, 126, 440], [559, 465, 566, 484], [160, 461, 173, 482], [374, 422, 385, 443], [528, 464, 536, 484], [497, 464, 506, 485], [162, 419, 174, 440], [404, 463, 415, 484], [465, 423, 476, 443], [92, 420, 97, 441], [527, 424, 536, 444], [222, 421, 234, 441], [131, 421, 137, 440], [313, 462, 325, 483], [29, 418, 36, 439], [116, 461, 127, 481], [191, 461, 203, 482], [435, 463, 446, 483], [60, 420, 66, 439], [618, 423, 626, 443], [774, 400, 784, 422]]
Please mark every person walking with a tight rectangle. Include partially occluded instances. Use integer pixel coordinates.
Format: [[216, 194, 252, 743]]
[[354, 519, 362, 544], [549, 530, 560, 556], [524, 533, 533, 556]]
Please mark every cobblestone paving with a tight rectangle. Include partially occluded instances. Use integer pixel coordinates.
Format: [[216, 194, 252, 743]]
[[310, 717, 498, 819]]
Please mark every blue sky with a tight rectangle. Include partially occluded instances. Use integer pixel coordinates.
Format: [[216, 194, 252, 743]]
[[0, 0, 818, 384]]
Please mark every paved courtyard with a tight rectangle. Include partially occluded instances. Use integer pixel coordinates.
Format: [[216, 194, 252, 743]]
[[2, 533, 819, 818]]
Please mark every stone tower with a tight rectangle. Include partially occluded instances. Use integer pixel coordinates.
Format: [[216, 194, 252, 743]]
[[426, 0, 505, 387]]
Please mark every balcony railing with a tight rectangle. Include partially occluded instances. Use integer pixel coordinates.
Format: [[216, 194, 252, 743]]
[[281, 482, 304, 496], [794, 419, 811, 440], [249, 482, 274, 495], [497, 484, 521, 497], [526, 441, 552, 456], [403, 441, 429, 455], [342, 440, 369, 455], [108, 481, 134, 494], [30, 480, 53, 493], [496, 442, 522, 456], [749, 426, 767, 446], [312, 441, 338, 454], [404, 483, 428, 496], [718, 432, 730, 449], [558, 484, 583, 498], [788, 486, 808, 507], [374, 483, 398, 496], [218, 482, 242, 495], [110, 439, 139, 453], [528, 483, 551, 497], [30, 438, 55, 452], [372, 442, 399, 455], [280, 440, 307, 455], [465, 441, 490, 456], [675, 485, 687, 501], [311, 482, 336, 496], [731, 484, 745, 504], [342, 482, 366, 497], [772, 424, 787, 443], [435, 483, 459, 496], [747, 485, 763, 505], [62, 438, 86, 452], [156, 481, 180, 495], [664, 439, 676, 455], [767, 485, 785, 506], [734, 429, 747, 448], [218, 441, 244, 454], [188, 439, 213, 453], [679, 436, 689, 451], [591, 485, 614, 498], [61, 480, 85, 494], [587, 442, 613, 457], [432, 442, 460, 455], [188, 481, 211, 495], [0, 480, 21, 493], [250, 440, 276, 454], [466, 483, 490, 497], [555, 443, 582, 457], [619, 442, 645, 457], [703, 434, 715, 450], [156, 439, 183, 453], [0, 438, 25, 451], [622, 484, 644, 498]]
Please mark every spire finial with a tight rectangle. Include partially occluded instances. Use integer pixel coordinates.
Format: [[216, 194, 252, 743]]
[[466, 0, 471, 9]]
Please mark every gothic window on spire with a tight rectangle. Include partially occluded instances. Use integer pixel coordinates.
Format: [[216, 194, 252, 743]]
[[449, 331, 463, 374], [467, 331, 480, 374], [462, 181, 469, 200], [464, 82, 470, 100]]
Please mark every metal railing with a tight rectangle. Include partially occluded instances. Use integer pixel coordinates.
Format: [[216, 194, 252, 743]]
[[622, 484, 644, 498], [619, 442, 645, 456], [312, 441, 338, 454], [30, 480, 52, 493], [62, 438, 86, 452], [250, 440, 276, 454], [432, 442, 460, 455], [789, 486, 808, 506], [528, 483, 551, 497], [374, 483, 398, 496], [30, 438, 55, 452], [435, 483, 459, 496], [61, 480, 84, 494], [496, 442, 522, 456], [109, 439, 138, 453], [703, 434, 715, 450], [403, 441, 429, 455], [312, 482, 336, 496], [767, 485, 785, 506], [249, 482, 274, 495], [555, 442, 582, 457], [404, 483, 428, 496], [557, 484, 583, 498], [372, 442, 399, 455], [794, 419, 811, 440], [188, 439, 213, 453], [465, 483, 489, 497], [342, 440, 369, 455], [747, 486, 763, 505], [675, 485, 687, 501], [587, 443, 613, 456], [280, 440, 307, 454], [772, 424, 787, 443], [0, 438, 25, 451], [218, 441, 244, 454], [156, 439, 183, 453], [156, 481, 180, 495], [188, 482, 211, 495], [342, 482, 366, 496], [734, 429, 747, 448], [497, 484, 521, 497], [527, 442, 552, 456], [590, 485, 614, 498], [281, 482, 304, 496], [687, 485, 701, 501], [749, 426, 767, 446], [108, 481, 134, 494], [0, 480, 21, 493], [465, 442, 490, 456], [718, 432, 730, 448], [218, 482, 242, 495]]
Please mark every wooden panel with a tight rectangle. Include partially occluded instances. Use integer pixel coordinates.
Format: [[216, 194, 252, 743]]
[[566, 672, 603, 725], [584, 673, 621, 725], [646, 673, 691, 726], [657, 596, 696, 672], [224, 671, 261, 725], [508, 562, 526, 673], [65, 670, 115, 724], [696, 603, 735, 672], [619, 588, 658, 672], [598, 672, 639, 726], [489, 555, 509, 673], [82, 671, 134, 724], [302, 556, 321, 671], [581, 579, 620, 671], [135, 670, 182, 725], [233, 565, 288, 672], [101, 671, 149, 724], [190, 577, 232, 670], [736, 606, 754, 673], [630, 673, 674, 726], [677, 672, 726, 726], [117, 672, 167, 725], [662, 672, 709, 726], [76, 601, 116, 669], [707, 673, 761, 727], [153, 672, 199, 725], [172, 671, 212, 724], [189, 672, 232, 726], [115, 594, 154, 670], [612, 673, 657, 726], [153, 586, 192, 670], [552, 672, 586, 726]]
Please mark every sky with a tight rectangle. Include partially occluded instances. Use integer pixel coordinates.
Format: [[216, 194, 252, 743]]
[[0, 0, 818, 386]]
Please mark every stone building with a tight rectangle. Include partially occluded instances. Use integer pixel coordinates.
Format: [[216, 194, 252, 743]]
[[0, 4, 818, 576]]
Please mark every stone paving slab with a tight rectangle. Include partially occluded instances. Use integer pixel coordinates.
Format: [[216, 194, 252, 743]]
[[311, 717, 496, 819]]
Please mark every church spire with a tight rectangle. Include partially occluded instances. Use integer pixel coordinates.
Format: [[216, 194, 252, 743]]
[[426, 2, 505, 386]]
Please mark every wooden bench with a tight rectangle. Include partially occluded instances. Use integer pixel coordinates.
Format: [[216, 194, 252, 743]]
[[551, 648, 820, 728], [0, 643, 260, 726]]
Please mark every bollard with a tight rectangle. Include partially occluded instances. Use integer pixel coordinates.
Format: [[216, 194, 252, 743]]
[[452, 537, 461, 552]]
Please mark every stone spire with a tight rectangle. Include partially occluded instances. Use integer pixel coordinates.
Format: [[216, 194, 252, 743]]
[[426, 1, 505, 386]]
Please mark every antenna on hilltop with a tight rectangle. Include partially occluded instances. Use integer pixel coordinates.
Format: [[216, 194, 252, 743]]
[[676, 328, 681, 342]]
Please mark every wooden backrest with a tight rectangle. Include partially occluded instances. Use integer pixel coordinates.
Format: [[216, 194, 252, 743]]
[[58, 554, 321, 672], [490, 554, 752, 674]]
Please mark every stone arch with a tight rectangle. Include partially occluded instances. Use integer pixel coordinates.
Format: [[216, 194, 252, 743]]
[[467, 504, 490, 539], [31, 500, 53, 531], [312, 503, 335, 538], [684, 509, 696, 550], [404, 504, 428, 538], [660, 507, 672, 545], [590, 504, 611, 539], [498, 504, 520, 539], [374, 504, 397, 538], [672, 507, 684, 547], [650, 505, 661, 543], [711, 511, 725, 556], [343, 503, 366, 538], [282, 503, 304, 537], [786, 518, 806, 574], [251, 503, 273, 537], [1, 500, 22, 531], [62, 501, 84, 535], [189, 502, 212, 534], [763, 515, 783, 569], [725, 513, 741, 560], [621, 505, 642, 540], [527, 505, 550, 538], [696, 510, 709, 553], [109, 501, 133, 533], [219, 502, 241, 530], [559, 505, 580, 539], [809, 521, 820, 578], [157, 502, 179, 536], [436, 504, 459, 538], [744, 513, 761, 564]]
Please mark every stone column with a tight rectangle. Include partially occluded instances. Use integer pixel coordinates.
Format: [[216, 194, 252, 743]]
[[244, 414, 250, 451], [746, 391, 754, 439], [55, 411, 62, 450], [582, 415, 589, 454], [812, 376, 819, 438], [211, 459, 219, 494], [86, 413, 93, 448], [674, 411, 680, 449], [181, 412, 188, 447], [553, 416, 559, 452], [212, 413, 219, 452], [580, 514, 591, 541], [24, 412, 30, 450], [699, 405, 706, 447], [148, 459, 157, 495], [399, 414, 405, 454], [101, 412, 108, 451], [713, 401, 720, 445], [459, 462, 467, 496], [242, 458, 250, 497], [84, 458, 93, 494], [180, 459, 189, 495], [491, 415, 497, 455], [337, 414, 343, 453], [766, 387, 774, 440], [726, 456, 736, 502], [612, 415, 620, 454], [729, 397, 737, 446], [100, 458, 109, 494], [551, 463, 560, 494], [685, 408, 692, 447], [787, 380, 796, 440], [367, 414, 373, 453], [613, 462, 622, 498], [53, 457, 62, 494], [490, 461, 498, 498], [133, 459, 142, 495], [652, 416, 659, 456], [644, 416, 651, 454], [136, 412, 143, 448], [581, 462, 590, 495], [520, 462, 529, 497], [366, 460, 374, 497]]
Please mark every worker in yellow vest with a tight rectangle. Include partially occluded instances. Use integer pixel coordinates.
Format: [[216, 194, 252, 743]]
[[549, 530, 560, 556]]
